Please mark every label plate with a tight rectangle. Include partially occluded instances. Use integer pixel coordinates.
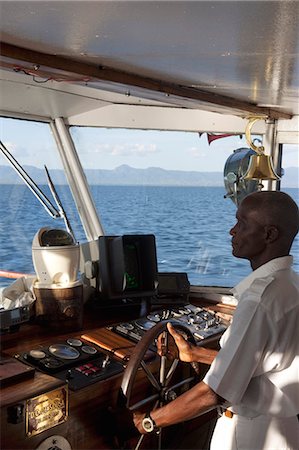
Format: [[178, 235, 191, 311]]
[[26, 386, 68, 437]]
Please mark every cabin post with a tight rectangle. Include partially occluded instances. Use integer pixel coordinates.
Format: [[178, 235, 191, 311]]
[[260, 119, 280, 191], [50, 118, 105, 241]]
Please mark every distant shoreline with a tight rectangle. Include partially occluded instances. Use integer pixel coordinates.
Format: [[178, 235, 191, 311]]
[[0, 164, 298, 188], [1, 183, 298, 189]]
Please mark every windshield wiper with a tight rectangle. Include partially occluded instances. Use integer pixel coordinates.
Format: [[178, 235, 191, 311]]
[[0, 140, 75, 240], [44, 165, 75, 241]]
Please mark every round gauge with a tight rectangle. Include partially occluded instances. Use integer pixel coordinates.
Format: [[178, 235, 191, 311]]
[[81, 345, 97, 355], [135, 320, 156, 331], [29, 349, 46, 360], [147, 313, 161, 322], [189, 313, 204, 324], [49, 344, 80, 360], [36, 435, 71, 450], [178, 307, 191, 315], [172, 310, 183, 318], [67, 338, 83, 347], [43, 358, 63, 369], [120, 322, 134, 331]]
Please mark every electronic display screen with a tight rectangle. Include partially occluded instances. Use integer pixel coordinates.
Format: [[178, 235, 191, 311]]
[[11, 308, 20, 319], [124, 243, 140, 290], [97, 234, 158, 301]]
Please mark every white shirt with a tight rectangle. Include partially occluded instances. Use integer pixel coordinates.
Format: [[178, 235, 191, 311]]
[[204, 256, 299, 418]]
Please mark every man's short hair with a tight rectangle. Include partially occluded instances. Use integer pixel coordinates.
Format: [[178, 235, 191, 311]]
[[242, 191, 299, 243]]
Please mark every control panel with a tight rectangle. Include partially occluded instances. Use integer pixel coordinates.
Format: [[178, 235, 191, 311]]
[[112, 303, 227, 344], [15, 338, 124, 391]]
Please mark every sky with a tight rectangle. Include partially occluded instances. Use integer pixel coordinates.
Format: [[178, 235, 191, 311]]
[[0, 116, 298, 172]]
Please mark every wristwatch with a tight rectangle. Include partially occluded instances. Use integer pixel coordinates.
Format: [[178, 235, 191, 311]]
[[141, 412, 159, 434]]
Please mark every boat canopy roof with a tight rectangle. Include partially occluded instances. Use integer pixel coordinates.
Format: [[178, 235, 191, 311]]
[[0, 1, 298, 135]]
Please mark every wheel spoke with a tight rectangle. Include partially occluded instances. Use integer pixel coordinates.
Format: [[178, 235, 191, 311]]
[[160, 354, 167, 385], [166, 375, 195, 392], [140, 360, 161, 391], [129, 393, 160, 411], [159, 331, 168, 385], [134, 427, 164, 450], [134, 433, 145, 450], [158, 429, 163, 449], [164, 359, 179, 387]]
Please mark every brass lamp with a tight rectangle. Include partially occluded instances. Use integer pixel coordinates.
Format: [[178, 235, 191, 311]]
[[242, 117, 280, 185]]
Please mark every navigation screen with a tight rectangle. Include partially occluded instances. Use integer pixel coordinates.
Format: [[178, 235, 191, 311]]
[[124, 243, 140, 290], [97, 234, 158, 301]]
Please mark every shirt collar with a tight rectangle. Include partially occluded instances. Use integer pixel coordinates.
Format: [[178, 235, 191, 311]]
[[231, 255, 294, 299]]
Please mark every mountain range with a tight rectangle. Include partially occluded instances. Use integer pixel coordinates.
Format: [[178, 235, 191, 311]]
[[0, 164, 298, 187]]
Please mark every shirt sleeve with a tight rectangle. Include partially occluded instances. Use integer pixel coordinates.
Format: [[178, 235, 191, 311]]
[[204, 294, 271, 405]]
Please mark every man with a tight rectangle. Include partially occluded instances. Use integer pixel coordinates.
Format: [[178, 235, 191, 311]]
[[133, 191, 299, 450]]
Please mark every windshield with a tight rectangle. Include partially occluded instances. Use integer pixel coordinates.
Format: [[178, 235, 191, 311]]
[[70, 127, 298, 287], [0, 118, 298, 288]]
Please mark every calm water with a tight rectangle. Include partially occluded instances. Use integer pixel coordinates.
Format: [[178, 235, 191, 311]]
[[0, 185, 298, 288]]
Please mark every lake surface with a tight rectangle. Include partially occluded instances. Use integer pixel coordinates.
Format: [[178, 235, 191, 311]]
[[0, 184, 298, 288]]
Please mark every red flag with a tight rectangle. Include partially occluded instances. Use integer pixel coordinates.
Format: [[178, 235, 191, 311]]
[[198, 133, 242, 145]]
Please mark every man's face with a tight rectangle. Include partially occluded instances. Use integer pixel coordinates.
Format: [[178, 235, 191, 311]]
[[230, 203, 267, 262]]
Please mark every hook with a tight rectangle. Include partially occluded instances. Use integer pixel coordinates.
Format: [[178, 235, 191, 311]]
[[245, 117, 265, 154]]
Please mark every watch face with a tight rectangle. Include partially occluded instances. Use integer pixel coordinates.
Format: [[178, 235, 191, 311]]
[[142, 417, 154, 433]]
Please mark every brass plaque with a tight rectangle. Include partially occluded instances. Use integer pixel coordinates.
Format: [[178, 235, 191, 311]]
[[26, 386, 68, 437]]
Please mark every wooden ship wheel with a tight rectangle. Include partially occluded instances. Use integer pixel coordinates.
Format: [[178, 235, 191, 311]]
[[118, 320, 200, 450]]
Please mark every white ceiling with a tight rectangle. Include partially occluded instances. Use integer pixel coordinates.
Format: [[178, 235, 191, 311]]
[[0, 1, 298, 120]]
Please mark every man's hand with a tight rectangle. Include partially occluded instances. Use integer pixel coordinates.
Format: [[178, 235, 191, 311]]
[[157, 322, 196, 362], [133, 411, 147, 434]]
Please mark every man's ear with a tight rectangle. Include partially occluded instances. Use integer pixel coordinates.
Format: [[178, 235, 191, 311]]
[[265, 225, 279, 243]]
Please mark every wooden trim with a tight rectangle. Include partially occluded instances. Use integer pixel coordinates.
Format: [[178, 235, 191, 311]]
[[0, 270, 33, 279], [0, 42, 293, 120]]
